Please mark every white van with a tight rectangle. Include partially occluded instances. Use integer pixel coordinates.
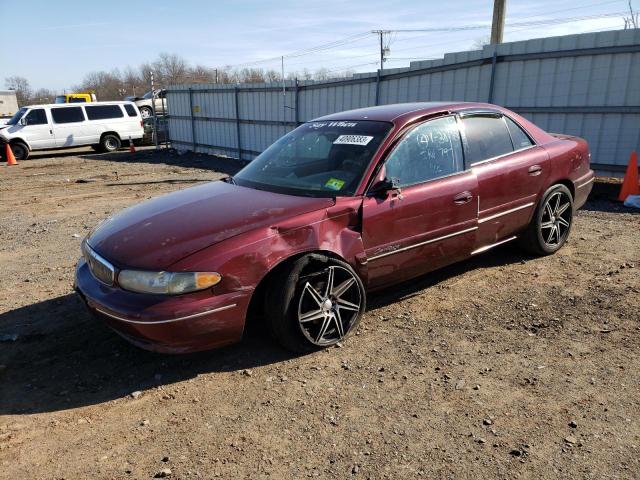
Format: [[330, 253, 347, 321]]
[[0, 101, 144, 160]]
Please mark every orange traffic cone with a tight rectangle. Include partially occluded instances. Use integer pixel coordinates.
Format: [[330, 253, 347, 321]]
[[5, 143, 17, 166], [618, 151, 639, 201], [129, 136, 136, 153]]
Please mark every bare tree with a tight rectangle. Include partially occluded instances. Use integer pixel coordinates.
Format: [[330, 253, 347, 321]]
[[471, 36, 491, 49], [5, 76, 32, 106], [153, 53, 188, 85]]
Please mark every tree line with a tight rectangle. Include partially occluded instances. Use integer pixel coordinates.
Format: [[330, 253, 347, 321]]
[[5, 53, 354, 106]]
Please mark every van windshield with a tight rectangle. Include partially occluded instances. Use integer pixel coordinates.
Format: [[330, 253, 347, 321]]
[[7, 108, 27, 125]]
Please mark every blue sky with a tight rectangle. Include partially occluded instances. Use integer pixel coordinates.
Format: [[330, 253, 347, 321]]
[[0, 0, 634, 91]]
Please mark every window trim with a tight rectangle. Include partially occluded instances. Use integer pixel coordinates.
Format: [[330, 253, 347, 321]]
[[365, 114, 467, 193]]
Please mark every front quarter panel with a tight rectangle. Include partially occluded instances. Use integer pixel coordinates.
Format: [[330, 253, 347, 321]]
[[168, 197, 367, 322]]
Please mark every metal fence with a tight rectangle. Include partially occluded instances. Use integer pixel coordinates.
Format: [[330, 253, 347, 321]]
[[167, 29, 640, 176]]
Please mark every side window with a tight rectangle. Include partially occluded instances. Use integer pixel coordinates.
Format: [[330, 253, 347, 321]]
[[25, 109, 48, 125], [51, 107, 85, 124], [85, 105, 125, 120], [461, 115, 513, 164], [384, 116, 464, 187], [158, 90, 166, 99], [124, 104, 138, 117], [504, 116, 533, 150], [69, 97, 87, 103]]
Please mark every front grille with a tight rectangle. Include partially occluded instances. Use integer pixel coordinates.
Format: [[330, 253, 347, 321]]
[[82, 242, 115, 285]]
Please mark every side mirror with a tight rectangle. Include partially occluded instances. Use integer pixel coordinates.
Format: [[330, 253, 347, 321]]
[[19, 117, 27, 126], [369, 177, 401, 198]]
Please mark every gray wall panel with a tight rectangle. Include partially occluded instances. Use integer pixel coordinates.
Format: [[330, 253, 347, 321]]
[[167, 29, 639, 172]]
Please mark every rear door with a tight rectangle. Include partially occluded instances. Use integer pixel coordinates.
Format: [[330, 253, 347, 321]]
[[362, 115, 478, 289], [21, 108, 55, 149], [85, 104, 127, 143], [460, 112, 550, 248]]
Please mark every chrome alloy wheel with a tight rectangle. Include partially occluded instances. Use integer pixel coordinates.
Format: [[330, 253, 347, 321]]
[[540, 191, 572, 247], [297, 266, 362, 346]]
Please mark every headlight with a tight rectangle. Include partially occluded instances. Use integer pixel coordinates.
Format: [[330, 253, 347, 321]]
[[117, 270, 222, 295]]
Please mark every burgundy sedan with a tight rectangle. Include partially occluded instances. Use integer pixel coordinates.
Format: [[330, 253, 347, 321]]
[[75, 102, 594, 353]]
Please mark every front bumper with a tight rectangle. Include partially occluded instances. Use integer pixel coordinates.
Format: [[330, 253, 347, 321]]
[[75, 258, 251, 353]]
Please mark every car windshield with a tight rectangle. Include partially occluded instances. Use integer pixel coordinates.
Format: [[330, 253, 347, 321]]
[[142, 91, 153, 99], [7, 108, 27, 125], [233, 120, 392, 197]]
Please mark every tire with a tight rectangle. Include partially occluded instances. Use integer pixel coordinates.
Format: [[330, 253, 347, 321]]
[[139, 106, 153, 119], [100, 134, 121, 153], [10, 141, 29, 160], [265, 254, 366, 353], [518, 184, 574, 256]]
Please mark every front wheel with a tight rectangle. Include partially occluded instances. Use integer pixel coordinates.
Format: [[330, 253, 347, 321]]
[[518, 184, 574, 255], [9, 141, 29, 160], [139, 106, 153, 119], [265, 255, 366, 353]]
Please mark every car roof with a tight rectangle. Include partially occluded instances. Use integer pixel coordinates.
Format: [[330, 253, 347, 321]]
[[23, 101, 134, 109], [313, 101, 500, 124]]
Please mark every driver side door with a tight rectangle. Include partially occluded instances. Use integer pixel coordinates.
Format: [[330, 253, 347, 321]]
[[362, 115, 479, 289]]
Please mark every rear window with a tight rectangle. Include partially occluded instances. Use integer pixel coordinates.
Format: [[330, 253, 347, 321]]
[[51, 107, 85, 124], [69, 97, 87, 103], [461, 115, 514, 164], [124, 104, 138, 117], [86, 105, 124, 120]]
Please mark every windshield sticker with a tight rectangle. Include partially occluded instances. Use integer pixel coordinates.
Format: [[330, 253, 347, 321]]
[[308, 121, 359, 129], [333, 135, 373, 146], [325, 178, 345, 191]]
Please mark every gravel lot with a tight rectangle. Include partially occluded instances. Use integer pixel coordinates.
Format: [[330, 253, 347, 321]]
[[1, 147, 639, 479]]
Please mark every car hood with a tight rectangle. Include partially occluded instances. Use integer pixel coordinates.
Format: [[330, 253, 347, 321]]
[[88, 181, 334, 270]]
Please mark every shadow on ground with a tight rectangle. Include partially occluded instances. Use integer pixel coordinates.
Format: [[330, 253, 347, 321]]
[[0, 242, 530, 416]]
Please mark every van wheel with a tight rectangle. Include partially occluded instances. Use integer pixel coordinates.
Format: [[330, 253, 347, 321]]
[[518, 184, 574, 256], [10, 142, 29, 160], [265, 254, 366, 353], [100, 134, 121, 152], [139, 106, 153, 119]]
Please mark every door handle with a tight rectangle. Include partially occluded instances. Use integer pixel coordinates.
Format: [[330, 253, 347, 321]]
[[528, 165, 542, 176], [453, 191, 473, 205]]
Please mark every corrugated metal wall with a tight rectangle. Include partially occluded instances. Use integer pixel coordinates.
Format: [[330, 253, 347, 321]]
[[167, 29, 640, 175]]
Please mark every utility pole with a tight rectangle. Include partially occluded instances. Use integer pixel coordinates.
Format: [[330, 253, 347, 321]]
[[490, 0, 507, 44], [372, 30, 391, 71]]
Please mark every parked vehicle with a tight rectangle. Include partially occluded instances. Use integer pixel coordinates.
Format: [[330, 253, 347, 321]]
[[125, 89, 166, 118], [0, 101, 144, 160], [75, 102, 594, 354], [0, 90, 19, 116], [54, 92, 98, 103]]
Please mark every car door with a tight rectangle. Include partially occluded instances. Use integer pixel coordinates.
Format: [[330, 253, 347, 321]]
[[362, 115, 478, 289], [20, 108, 55, 149], [51, 106, 87, 147], [460, 112, 550, 248]]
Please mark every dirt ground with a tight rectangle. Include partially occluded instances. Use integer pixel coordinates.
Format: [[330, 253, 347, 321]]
[[0, 147, 639, 480]]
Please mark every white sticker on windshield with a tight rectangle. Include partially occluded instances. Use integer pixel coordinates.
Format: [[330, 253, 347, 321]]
[[333, 135, 374, 146]]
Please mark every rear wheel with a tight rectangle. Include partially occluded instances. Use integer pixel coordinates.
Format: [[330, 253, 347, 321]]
[[100, 134, 121, 153], [518, 184, 573, 255], [265, 254, 366, 353], [8, 141, 29, 160]]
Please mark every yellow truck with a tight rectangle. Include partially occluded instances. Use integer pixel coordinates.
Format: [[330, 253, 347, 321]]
[[54, 92, 97, 103]]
